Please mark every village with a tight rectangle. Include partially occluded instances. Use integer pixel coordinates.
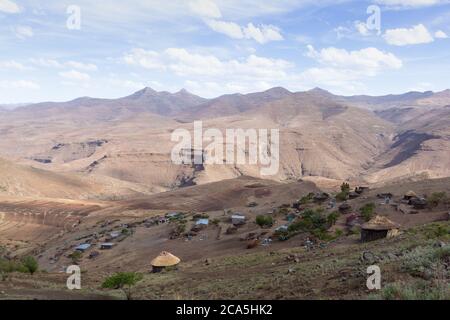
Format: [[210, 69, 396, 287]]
[[29, 180, 448, 278]]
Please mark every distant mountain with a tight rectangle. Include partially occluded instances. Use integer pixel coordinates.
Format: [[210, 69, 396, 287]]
[[11, 87, 206, 122], [178, 87, 293, 120], [1, 86, 449, 189]]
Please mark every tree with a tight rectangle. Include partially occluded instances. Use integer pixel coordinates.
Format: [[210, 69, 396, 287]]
[[102, 272, 143, 300], [360, 203, 376, 222], [327, 212, 340, 226], [340, 182, 350, 193], [22, 256, 38, 275], [255, 215, 273, 228]]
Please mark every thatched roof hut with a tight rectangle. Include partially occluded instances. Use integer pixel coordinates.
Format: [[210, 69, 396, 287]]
[[151, 251, 181, 272], [404, 190, 418, 200], [361, 216, 400, 242]]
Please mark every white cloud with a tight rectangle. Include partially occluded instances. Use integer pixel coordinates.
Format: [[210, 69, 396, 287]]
[[109, 78, 146, 90], [0, 80, 39, 89], [124, 49, 164, 70], [66, 61, 98, 71], [29, 58, 63, 68], [375, 0, 449, 8], [301, 45, 403, 94], [384, 24, 434, 46], [306, 45, 402, 75], [0, 60, 29, 71], [205, 19, 244, 39], [14, 26, 34, 39], [0, 0, 20, 13], [29, 59, 98, 71], [355, 21, 370, 36], [205, 19, 283, 44], [243, 23, 283, 44], [189, 0, 222, 18], [59, 70, 91, 81], [435, 30, 448, 38], [123, 47, 293, 96]]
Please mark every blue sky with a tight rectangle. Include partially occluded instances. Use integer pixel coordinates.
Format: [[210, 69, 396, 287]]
[[0, 0, 449, 103]]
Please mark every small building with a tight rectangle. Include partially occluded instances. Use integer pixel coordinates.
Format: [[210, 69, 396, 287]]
[[166, 212, 182, 219], [109, 231, 120, 239], [151, 251, 181, 273], [404, 190, 418, 200], [275, 225, 289, 233], [346, 214, 359, 227], [410, 197, 427, 209], [355, 186, 369, 194], [231, 214, 246, 225], [348, 192, 360, 199], [339, 202, 352, 214], [196, 219, 209, 226], [158, 217, 168, 224], [75, 243, 91, 252], [100, 243, 115, 250], [361, 216, 400, 242], [89, 251, 100, 259], [377, 192, 393, 199], [313, 192, 330, 203]]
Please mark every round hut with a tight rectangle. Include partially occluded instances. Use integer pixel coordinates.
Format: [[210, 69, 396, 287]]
[[361, 216, 400, 242], [404, 190, 417, 200], [151, 251, 181, 273]]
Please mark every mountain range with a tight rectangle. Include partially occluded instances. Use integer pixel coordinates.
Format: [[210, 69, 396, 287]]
[[0, 86, 449, 197]]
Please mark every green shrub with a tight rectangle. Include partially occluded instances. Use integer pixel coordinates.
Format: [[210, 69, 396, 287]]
[[288, 209, 331, 239], [428, 192, 447, 208], [102, 272, 143, 300], [21, 256, 38, 275], [255, 215, 273, 228], [401, 245, 450, 279], [327, 211, 340, 226], [335, 229, 344, 237], [376, 281, 449, 300], [340, 182, 350, 193], [360, 203, 376, 221], [69, 251, 82, 264], [335, 191, 349, 202], [424, 224, 449, 239], [299, 193, 315, 205]]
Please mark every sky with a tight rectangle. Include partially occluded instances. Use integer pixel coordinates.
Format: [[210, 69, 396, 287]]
[[0, 0, 450, 103]]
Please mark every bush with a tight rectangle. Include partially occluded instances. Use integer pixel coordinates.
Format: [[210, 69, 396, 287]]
[[428, 192, 447, 208], [376, 281, 449, 300], [327, 211, 340, 226], [102, 272, 143, 300], [21, 256, 38, 275], [335, 229, 344, 237], [69, 251, 82, 264], [425, 225, 449, 239], [340, 182, 350, 193], [299, 193, 315, 205], [360, 203, 376, 222], [255, 215, 273, 228], [288, 209, 330, 239], [0, 259, 23, 274], [401, 245, 450, 279], [335, 191, 349, 202]]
